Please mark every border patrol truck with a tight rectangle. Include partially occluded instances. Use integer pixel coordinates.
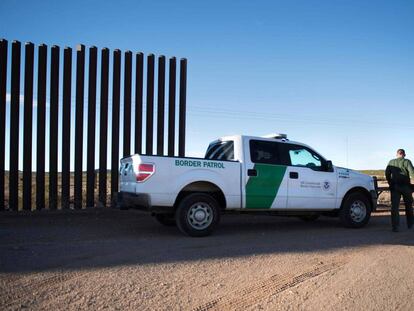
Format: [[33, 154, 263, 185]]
[[118, 134, 377, 237]]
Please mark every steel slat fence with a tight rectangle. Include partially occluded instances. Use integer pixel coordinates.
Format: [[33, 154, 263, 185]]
[[0, 39, 187, 211]]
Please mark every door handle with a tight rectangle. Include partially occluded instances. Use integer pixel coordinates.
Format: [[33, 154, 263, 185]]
[[247, 169, 257, 177], [290, 172, 299, 179]]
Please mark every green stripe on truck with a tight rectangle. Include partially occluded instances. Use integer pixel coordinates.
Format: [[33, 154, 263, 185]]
[[245, 164, 287, 209]]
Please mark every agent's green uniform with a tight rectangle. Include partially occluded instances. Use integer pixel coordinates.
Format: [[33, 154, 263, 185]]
[[385, 158, 414, 230]]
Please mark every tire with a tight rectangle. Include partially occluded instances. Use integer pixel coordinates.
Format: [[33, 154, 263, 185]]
[[175, 193, 220, 237], [339, 192, 371, 228], [154, 214, 176, 227], [298, 214, 320, 222]]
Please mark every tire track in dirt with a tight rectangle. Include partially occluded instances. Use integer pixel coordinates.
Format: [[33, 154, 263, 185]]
[[193, 260, 344, 311], [0, 271, 87, 310]]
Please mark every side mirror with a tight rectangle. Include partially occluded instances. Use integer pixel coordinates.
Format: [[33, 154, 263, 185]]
[[325, 160, 333, 172]]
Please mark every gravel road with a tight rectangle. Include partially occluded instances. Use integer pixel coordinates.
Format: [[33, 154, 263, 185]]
[[1, 208, 413, 310]]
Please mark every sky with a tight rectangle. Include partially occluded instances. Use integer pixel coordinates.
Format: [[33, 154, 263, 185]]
[[0, 0, 413, 170]]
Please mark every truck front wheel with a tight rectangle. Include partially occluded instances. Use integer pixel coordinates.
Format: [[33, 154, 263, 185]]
[[339, 192, 371, 228], [175, 193, 220, 237]]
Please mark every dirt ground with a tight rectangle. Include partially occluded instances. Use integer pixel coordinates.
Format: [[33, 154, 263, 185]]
[[1, 208, 413, 311]]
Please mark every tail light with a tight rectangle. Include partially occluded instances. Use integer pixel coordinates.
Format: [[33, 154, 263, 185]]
[[136, 163, 155, 182]]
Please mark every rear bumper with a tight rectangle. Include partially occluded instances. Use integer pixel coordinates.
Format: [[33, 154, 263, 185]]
[[115, 192, 174, 214], [116, 192, 150, 211], [370, 190, 378, 212]]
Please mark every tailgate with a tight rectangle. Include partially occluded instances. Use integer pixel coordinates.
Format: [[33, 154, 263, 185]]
[[120, 156, 137, 193]]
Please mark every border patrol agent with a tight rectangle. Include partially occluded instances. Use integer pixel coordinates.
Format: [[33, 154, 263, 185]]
[[385, 149, 414, 232]]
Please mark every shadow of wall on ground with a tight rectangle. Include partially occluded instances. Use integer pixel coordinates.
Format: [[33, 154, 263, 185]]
[[0, 209, 412, 273]]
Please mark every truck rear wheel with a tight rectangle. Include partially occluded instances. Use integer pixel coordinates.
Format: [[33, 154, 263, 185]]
[[154, 214, 176, 227], [339, 192, 371, 228], [175, 193, 220, 237]]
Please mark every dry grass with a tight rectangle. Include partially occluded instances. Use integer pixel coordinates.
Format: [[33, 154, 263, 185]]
[[358, 170, 385, 180], [3, 172, 113, 211]]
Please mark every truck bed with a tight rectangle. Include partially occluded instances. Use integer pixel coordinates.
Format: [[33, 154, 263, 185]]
[[120, 155, 242, 209]]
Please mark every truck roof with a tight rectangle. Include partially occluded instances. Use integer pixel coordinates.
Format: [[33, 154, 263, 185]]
[[213, 134, 328, 162], [216, 134, 308, 148]]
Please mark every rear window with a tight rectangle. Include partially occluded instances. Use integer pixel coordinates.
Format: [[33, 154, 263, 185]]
[[205, 141, 234, 161], [249, 140, 282, 165]]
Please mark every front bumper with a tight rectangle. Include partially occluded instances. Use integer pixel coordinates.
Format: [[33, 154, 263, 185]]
[[370, 190, 378, 212]]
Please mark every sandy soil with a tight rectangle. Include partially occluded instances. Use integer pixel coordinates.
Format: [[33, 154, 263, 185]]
[[1, 208, 413, 311]]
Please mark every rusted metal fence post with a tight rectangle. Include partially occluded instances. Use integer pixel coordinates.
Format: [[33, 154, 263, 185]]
[[74, 44, 85, 209], [99, 48, 109, 207], [123, 51, 132, 158], [36, 44, 47, 211], [178, 58, 187, 157], [61, 47, 72, 209], [86, 46, 97, 208], [146, 54, 155, 155], [157, 56, 166, 156], [167, 57, 176, 157], [9, 40, 21, 211], [0, 39, 7, 211], [135, 53, 144, 155], [49, 45, 60, 210], [22, 42, 34, 211], [111, 49, 121, 203]]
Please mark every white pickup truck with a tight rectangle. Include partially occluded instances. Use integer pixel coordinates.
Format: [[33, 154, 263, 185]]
[[118, 134, 377, 237]]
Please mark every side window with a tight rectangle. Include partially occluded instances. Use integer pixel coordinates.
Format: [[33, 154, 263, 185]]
[[249, 140, 282, 165], [205, 141, 234, 161], [285, 144, 324, 171]]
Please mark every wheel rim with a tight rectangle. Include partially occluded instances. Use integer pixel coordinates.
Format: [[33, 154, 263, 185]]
[[187, 202, 213, 230], [349, 200, 367, 223]]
